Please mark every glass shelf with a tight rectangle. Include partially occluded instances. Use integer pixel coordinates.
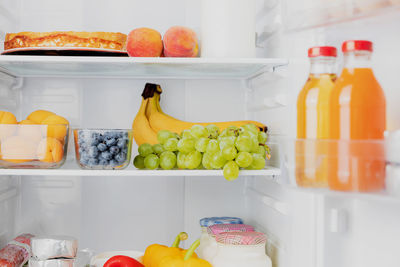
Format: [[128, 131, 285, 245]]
[[0, 56, 288, 79]]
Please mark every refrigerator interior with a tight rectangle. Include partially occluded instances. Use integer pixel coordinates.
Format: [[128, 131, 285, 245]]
[[0, 0, 400, 267]]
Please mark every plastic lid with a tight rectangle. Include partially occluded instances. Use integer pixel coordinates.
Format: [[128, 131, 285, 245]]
[[199, 217, 243, 227], [207, 224, 255, 236], [216, 232, 267, 245], [342, 40, 373, 52], [308, 46, 337, 57]]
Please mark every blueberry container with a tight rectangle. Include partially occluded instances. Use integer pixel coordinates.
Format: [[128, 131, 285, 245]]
[[73, 129, 132, 170]]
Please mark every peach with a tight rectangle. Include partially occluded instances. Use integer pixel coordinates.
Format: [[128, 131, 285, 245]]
[[37, 137, 64, 163], [0, 111, 18, 141], [1, 135, 37, 163], [27, 110, 55, 123], [127, 28, 163, 57], [163, 26, 199, 57], [18, 120, 44, 143], [41, 114, 69, 141]]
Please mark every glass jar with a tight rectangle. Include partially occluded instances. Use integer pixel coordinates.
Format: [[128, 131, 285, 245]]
[[197, 217, 243, 259], [202, 224, 255, 262], [212, 232, 272, 267]]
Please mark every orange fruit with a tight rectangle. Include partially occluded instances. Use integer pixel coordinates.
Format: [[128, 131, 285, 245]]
[[41, 115, 69, 141], [27, 110, 55, 123], [37, 137, 64, 163]]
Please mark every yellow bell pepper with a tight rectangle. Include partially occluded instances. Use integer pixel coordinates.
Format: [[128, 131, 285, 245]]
[[143, 232, 196, 267], [159, 240, 212, 267]]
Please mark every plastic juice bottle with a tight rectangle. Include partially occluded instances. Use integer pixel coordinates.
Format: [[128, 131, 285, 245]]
[[296, 46, 337, 187], [328, 40, 386, 192]]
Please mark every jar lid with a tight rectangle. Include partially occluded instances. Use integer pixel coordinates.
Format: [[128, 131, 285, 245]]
[[199, 217, 243, 227], [216, 232, 267, 245], [207, 224, 255, 236], [308, 46, 337, 57], [342, 40, 373, 52]]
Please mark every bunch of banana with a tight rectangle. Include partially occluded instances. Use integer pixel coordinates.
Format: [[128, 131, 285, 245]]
[[132, 83, 267, 146]]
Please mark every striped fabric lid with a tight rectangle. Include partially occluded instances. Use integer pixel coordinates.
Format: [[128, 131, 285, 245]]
[[216, 232, 267, 245], [207, 224, 255, 236], [199, 217, 243, 227]]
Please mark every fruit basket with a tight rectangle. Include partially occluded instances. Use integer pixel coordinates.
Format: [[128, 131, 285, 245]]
[[74, 129, 132, 170], [0, 124, 69, 169]]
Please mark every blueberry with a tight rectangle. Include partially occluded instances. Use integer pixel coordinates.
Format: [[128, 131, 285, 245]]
[[90, 136, 100, 146], [97, 143, 107, 152], [88, 146, 99, 158], [98, 135, 104, 143], [91, 132, 100, 139], [100, 151, 113, 161], [115, 152, 127, 163], [80, 157, 89, 165], [99, 159, 109, 166], [88, 158, 99, 166], [79, 147, 86, 154], [81, 151, 89, 160], [117, 138, 127, 149], [109, 146, 120, 155], [110, 159, 118, 167], [122, 147, 128, 154], [105, 137, 117, 147]]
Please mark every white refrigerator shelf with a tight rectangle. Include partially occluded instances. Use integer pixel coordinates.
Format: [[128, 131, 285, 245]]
[[0, 56, 288, 79], [0, 162, 281, 177]]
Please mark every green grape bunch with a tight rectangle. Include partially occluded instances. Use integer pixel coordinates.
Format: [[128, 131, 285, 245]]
[[133, 124, 271, 181]]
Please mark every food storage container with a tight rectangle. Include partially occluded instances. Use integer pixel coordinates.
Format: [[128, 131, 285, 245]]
[[198, 217, 243, 259], [74, 129, 132, 170], [212, 232, 272, 267], [0, 124, 69, 169], [202, 224, 255, 262]]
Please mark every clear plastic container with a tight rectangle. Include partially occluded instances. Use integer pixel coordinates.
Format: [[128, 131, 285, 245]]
[[74, 129, 132, 170], [386, 131, 400, 197], [0, 124, 69, 169], [282, 138, 386, 192]]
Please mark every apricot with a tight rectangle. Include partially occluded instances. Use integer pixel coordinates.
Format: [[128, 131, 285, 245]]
[[37, 137, 64, 163], [163, 26, 199, 57], [0, 111, 18, 141], [27, 110, 55, 123], [1, 135, 37, 163], [18, 120, 44, 143], [41, 114, 69, 141], [127, 28, 163, 57]]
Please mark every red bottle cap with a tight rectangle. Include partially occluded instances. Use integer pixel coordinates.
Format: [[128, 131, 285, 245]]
[[342, 40, 373, 52], [308, 46, 337, 57]]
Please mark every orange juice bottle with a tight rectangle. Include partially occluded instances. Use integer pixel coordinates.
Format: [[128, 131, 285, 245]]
[[296, 46, 337, 187], [328, 40, 386, 192]]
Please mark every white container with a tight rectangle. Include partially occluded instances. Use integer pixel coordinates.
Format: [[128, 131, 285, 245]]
[[212, 232, 272, 267], [197, 217, 244, 259], [201, 0, 256, 58], [203, 224, 255, 262]]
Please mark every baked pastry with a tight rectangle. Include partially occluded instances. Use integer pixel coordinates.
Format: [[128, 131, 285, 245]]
[[4, 31, 127, 51]]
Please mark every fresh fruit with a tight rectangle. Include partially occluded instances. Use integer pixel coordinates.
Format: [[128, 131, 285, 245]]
[[153, 144, 165, 155], [164, 138, 179, 152], [160, 151, 177, 170], [138, 143, 154, 157], [144, 154, 159, 169], [163, 26, 199, 57], [185, 151, 202, 169], [133, 155, 145, 169], [104, 255, 144, 267], [0, 111, 18, 140], [1, 136, 37, 163], [75, 130, 130, 168], [177, 138, 195, 154], [195, 138, 209, 153], [41, 114, 69, 141], [222, 146, 237, 161], [132, 96, 158, 145], [247, 153, 266, 170], [235, 152, 253, 168], [223, 161, 240, 181], [142, 84, 267, 134], [127, 28, 163, 57], [27, 110, 55, 123], [157, 130, 176, 145], [37, 137, 64, 163]]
